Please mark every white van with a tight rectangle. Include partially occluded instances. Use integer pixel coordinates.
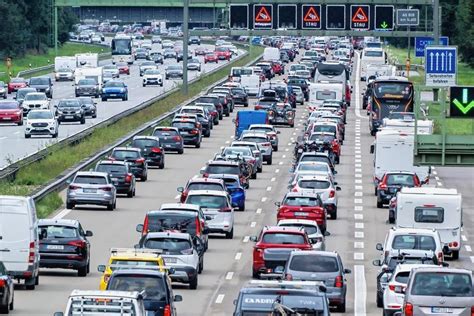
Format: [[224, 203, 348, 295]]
[[360, 48, 386, 81], [371, 130, 430, 186], [396, 187, 462, 259], [263, 47, 280, 62], [308, 81, 344, 107], [0, 196, 40, 289]]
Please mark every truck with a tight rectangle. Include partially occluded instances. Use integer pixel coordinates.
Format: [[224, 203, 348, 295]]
[[75, 53, 99, 68], [234, 111, 268, 138], [395, 187, 463, 259], [74, 67, 103, 88]]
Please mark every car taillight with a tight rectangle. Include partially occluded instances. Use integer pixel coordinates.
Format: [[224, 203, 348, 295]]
[[329, 190, 335, 198], [68, 240, 86, 248], [285, 274, 293, 281], [255, 105, 262, 110], [471, 306, 474, 316], [292, 187, 298, 192], [404, 302, 413, 316], [379, 182, 388, 190], [104, 274, 110, 284], [0, 279, 5, 287], [69, 185, 81, 190], [195, 217, 201, 236], [29, 242, 35, 263], [142, 217, 149, 236], [335, 275, 343, 288], [261, 142, 271, 147], [125, 174, 133, 183], [151, 147, 161, 153], [219, 207, 232, 212], [164, 304, 171, 316], [254, 247, 264, 260], [173, 136, 182, 141], [190, 129, 199, 135], [135, 158, 145, 164], [100, 186, 112, 192]]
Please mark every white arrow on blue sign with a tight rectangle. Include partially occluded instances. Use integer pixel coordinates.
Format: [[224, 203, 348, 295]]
[[425, 46, 457, 87]]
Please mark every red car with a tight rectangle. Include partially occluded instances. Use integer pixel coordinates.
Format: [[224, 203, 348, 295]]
[[116, 62, 130, 75], [271, 61, 285, 75], [215, 47, 231, 61], [177, 177, 226, 203], [8, 78, 28, 94], [204, 53, 218, 64], [250, 226, 312, 278], [376, 171, 422, 208], [276, 192, 327, 233], [0, 100, 23, 125]]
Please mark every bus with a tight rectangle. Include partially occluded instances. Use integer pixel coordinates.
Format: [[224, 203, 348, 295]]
[[111, 35, 133, 64], [368, 76, 414, 135]]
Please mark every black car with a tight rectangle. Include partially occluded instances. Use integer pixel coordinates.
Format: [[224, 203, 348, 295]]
[[230, 87, 249, 106], [55, 99, 86, 124], [196, 95, 223, 120], [171, 119, 202, 148], [29, 76, 53, 98], [0, 262, 14, 313], [287, 78, 310, 101], [134, 48, 149, 60], [77, 97, 97, 118], [151, 52, 164, 64], [38, 219, 93, 277], [209, 93, 231, 117], [75, 78, 100, 98], [165, 65, 183, 80], [130, 136, 165, 169], [109, 147, 148, 181], [176, 51, 192, 63], [163, 49, 176, 59], [106, 269, 182, 316], [152, 127, 184, 154], [94, 160, 136, 197]]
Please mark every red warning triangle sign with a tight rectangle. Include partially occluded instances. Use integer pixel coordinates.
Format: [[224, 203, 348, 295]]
[[304, 6, 320, 22], [352, 7, 368, 23], [255, 6, 271, 22]]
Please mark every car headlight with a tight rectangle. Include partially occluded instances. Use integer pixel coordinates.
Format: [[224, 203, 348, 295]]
[[121, 88, 126, 93]]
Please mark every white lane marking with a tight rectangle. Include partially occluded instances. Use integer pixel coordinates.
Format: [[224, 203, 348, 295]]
[[282, 155, 286, 159], [225, 272, 234, 280], [355, 179, 363, 184], [355, 159, 362, 163], [215, 294, 225, 304], [275, 169, 280, 173], [355, 150, 361, 154], [261, 197, 267, 202], [256, 208, 262, 214], [0, 137, 6, 140], [355, 154, 362, 159], [174, 194, 181, 200], [287, 142, 292, 146], [292, 132, 296, 136], [355, 185, 363, 190], [354, 199, 363, 204], [355, 163, 362, 168], [53, 208, 71, 219], [437, 182, 443, 186], [285, 148, 289, 152], [465, 245, 472, 252], [433, 170, 438, 175], [354, 214, 364, 220], [355, 206, 364, 211], [470, 256, 474, 263], [354, 242, 365, 249], [266, 186, 272, 191], [243, 236, 250, 243], [355, 168, 362, 173], [355, 231, 365, 238], [14, 131, 20, 135], [355, 222, 365, 229], [250, 221, 256, 228], [435, 176, 440, 181], [225, 140, 230, 144], [462, 235, 468, 242], [355, 174, 362, 178], [354, 265, 367, 316], [234, 252, 242, 260], [355, 192, 363, 197], [354, 252, 364, 260], [271, 177, 276, 182], [278, 161, 283, 165]]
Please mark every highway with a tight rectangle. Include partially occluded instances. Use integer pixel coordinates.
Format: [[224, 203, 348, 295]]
[[0, 42, 243, 169], [10, 50, 474, 316]]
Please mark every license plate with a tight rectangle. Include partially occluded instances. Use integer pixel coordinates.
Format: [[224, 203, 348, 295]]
[[83, 188, 97, 193], [164, 144, 172, 148], [432, 307, 453, 313], [2, 117, 11, 120], [65, 115, 74, 119], [110, 94, 117, 97], [111, 178, 118, 181], [46, 245, 64, 250], [164, 257, 177, 264], [295, 212, 308, 217]]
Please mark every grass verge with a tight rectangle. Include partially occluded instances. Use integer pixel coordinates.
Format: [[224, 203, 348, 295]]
[[0, 45, 263, 218], [0, 43, 107, 82]]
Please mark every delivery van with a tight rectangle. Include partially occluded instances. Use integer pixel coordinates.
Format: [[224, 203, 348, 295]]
[[263, 47, 280, 62], [234, 111, 268, 138]]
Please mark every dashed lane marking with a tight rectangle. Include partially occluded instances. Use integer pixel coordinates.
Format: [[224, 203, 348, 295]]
[[355, 231, 365, 238], [243, 236, 250, 243], [354, 252, 364, 260], [465, 245, 472, 252], [225, 272, 234, 280], [256, 208, 262, 214], [235, 252, 242, 260], [354, 242, 364, 249], [215, 294, 225, 304]]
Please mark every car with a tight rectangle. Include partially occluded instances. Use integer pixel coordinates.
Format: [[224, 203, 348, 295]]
[[163, 48, 177, 59], [376, 172, 421, 208], [130, 136, 165, 168], [179, 106, 212, 137], [208, 174, 246, 212], [178, 177, 226, 203], [188, 36, 201, 45], [210, 90, 234, 115], [171, 118, 202, 148], [248, 124, 280, 151], [0, 100, 23, 126], [276, 192, 327, 234], [94, 160, 136, 197], [0, 261, 14, 313], [75, 78, 100, 98], [201, 160, 250, 190], [21, 92, 50, 114], [142, 69, 163, 87], [176, 50, 192, 62], [15, 87, 37, 107], [194, 47, 209, 56], [105, 269, 182, 315], [134, 47, 149, 60], [102, 64, 120, 78], [116, 62, 130, 75], [215, 47, 231, 60], [307, 132, 341, 164], [187, 58, 201, 71], [38, 219, 93, 276], [295, 152, 335, 173], [165, 65, 183, 79], [229, 86, 248, 106], [97, 247, 166, 290], [109, 147, 148, 181], [55, 98, 85, 124], [277, 219, 327, 251], [162, 40, 174, 49], [185, 190, 235, 239], [239, 132, 273, 165], [152, 126, 184, 154], [24, 109, 58, 138], [28, 76, 53, 98], [216, 146, 258, 179], [54, 67, 74, 81], [293, 161, 335, 183], [66, 171, 117, 210], [150, 51, 164, 64], [7, 77, 28, 94], [139, 61, 158, 76], [204, 52, 218, 64], [230, 141, 264, 173], [138, 232, 204, 289], [151, 35, 162, 44], [101, 80, 128, 101], [250, 226, 312, 279], [196, 95, 223, 120], [283, 250, 351, 312], [77, 96, 97, 118]]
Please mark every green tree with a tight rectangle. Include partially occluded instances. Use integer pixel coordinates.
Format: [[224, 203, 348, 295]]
[[455, 0, 474, 66], [25, 0, 51, 53], [0, 0, 30, 58], [58, 7, 79, 44]]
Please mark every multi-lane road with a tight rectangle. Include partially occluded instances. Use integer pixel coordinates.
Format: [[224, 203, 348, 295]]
[[10, 48, 474, 316], [0, 42, 242, 169]]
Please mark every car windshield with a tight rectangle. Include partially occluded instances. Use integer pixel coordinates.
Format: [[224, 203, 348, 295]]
[[411, 272, 472, 297], [147, 214, 197, 233], [105, 82, 124, 88], [132, 139, 159, 149], [111, 150, 140, 160], [313, 125, 336, 134], [78, 79, 96, 85], [250, 126, 273, 133], [392, 235, 436, 251], [28, 111, 52, 119], [25, 94, 46, 101], [107, 275, 167, 301], [283, 197, 320, 207], [386, 174, 415, 186], [289, 255, 339, 272], [144, 238, 192, 253], [388, 112, 415, 120], [187, 183, 223, 191], [168, 66, 181, 70], [29, 77, 49, 85], [297, 164, 329, 172], [58, 100, 80, 108], [39, 225, 78, 238], [262, 233, 305, 245], [206, 165, 240, 175], [11, 78, 25, 83], [96, 164, 127, 174], [74, 175, 107, 185], [0, 102, 19, 109], [298, 180, 330, 190], [186, 195, 227, 209]]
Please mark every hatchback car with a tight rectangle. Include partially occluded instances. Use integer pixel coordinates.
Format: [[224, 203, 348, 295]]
[[208, 174, 246, 212], [248, 124, 280, 151], [102, 64, 120, 78], [201, 160, 249, 189], [94, 160, 136, 197], [239, 132, 273, 165], [0, 100, 23, 125], [130, 136, 165, 169], [28, 76, 53, 98], [66, 171, 117, 210], [109, 147, 148, 181], [376, 172, 421, 208], [101, 80, 128, 101], [8, 77, 28, 94], [187, 58, 201, 71], [152, 127, 184, 154], [177, 177, 226, 203], [38, 219, 93, 277], [171, 119, 202, 148], [165, 65, 183, 80], [204, 52, 218, 63], [277, 219, 327, 251]]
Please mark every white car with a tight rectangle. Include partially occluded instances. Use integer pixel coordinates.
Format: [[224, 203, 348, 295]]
[[102, 65, 120, 78], [25, 109, 58, 138], [90, 35, 102, 44], [142, 69, 163, 87], [277, 219, 327, 250], [22, 92, 50, 113], [293, 161, 335, 182], [248, 124, 280, 151]]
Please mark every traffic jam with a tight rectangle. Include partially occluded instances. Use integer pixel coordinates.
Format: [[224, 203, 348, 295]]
[[1, 34, 473, 316]]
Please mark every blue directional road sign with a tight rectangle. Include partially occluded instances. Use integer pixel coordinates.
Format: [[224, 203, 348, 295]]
[[425, 46, 457, 87], [415, 36, 449, 57]]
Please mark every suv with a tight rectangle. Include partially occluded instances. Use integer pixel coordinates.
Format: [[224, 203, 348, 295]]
[[28, 76, 53, 98], [142, 69, 163, 87], [177, 177, 226, 203], [152, 127, 184, 154], [138, 232, 204, 290], [248, 124, 279, 151], [239, 132, 273, 165], [94, 160, 136, 197], [21, 92, 50, 114], [283, 250, 351, 312], [231, 141, 264, 173], [201, 160, 249, 190], [250, 226, 312, 279], [109, 147, 148, 181], [376, 172, 421, 208], [130, 136, 165, 169], [75, 78, 100, 98], [171, 118, 202, 148], [25, 109, 58, 138], [56, 99, 86, 124], [66, 171, 117, 210], [77, 97, 97, 118]]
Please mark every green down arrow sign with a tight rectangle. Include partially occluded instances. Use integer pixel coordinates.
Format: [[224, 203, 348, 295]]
[[452, 88, 474, 115]]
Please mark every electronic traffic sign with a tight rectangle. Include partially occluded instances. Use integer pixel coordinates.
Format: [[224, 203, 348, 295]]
[[301, 5, 321, 29], [449, 86, 474, 117], [278, 4, 297, 29], [326, 5, 346, 30], [254, 4, 273, 29], [374, 5, 394, 31], [350, 5, 370, 30], [229, 4, 249, 29]]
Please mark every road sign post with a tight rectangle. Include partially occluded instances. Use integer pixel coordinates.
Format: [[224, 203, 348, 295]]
[[449, 87, 474, 117], [425, 46, 457, 87]]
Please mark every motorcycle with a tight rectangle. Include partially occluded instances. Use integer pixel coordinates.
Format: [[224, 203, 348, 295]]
[[268, 104, 295, 127]]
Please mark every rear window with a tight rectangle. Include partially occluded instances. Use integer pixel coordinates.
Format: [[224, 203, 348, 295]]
[[206, 165, 240, 175], [394, 271, 410, 284], [186, 195, 227, 209], [187, 183, 223, 191], [298, 180, 330, 190], [131, 139, 159, 148], [414, 207, 444, 223], [300, 156, 330, 165], [365, 50, 383, 57], [147, 214, 197, 233], [316, 91, 337, 100], [153, 129, 179, 137], [262, 233, 305, 245], [172, 122, 195, 129], [0, 102, 19, 109], [386, 174, 415, 186], [96, 164, 127, 174], [289, 255, 339, 272], [309, 134, 335, 143], [39, 225, 78, 238], [74, 175, 107, 185], [283, 197, 321, 207], [110, 259, 158, 271], [242, 137, 266, 144], [297, 164, 329, 172], [108, 275, 167, 301], [411, 272, 472, 297], [280, 224, 318, 236], [392, 235, 436, 251], [144, 238, 192, 253], [111, 150, 140, 160], [313, 125, 336, 134]]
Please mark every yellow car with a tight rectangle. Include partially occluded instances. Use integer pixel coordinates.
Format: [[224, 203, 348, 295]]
[[98, 248, 166, 290]]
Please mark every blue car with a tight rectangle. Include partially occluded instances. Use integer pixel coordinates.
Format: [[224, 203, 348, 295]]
[[209, 174, 246, 212], [101, 80, 128, 101]]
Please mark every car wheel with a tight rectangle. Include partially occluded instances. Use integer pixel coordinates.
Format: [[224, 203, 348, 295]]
[[239, 204, 245, 212], [80, 117, 86, 124], [198, 258, 203, 274], [252, 269, 260, 279], [370, 129, 376, 136], [178, 148, 184, 155], [92, 114, 97, 118], [376, 293, 383, 308], [142, 84, 146, 87], [189, 275, 198, 290], [331, 208, 338, 220], [141, 173, 148, 182], [159, 161, 165, 169], [77, 265, 88, 277], [66, 201, 74, 209], [127, 189, 134, 198], [251, 172, 257, 179], [195, 142, 201, 149], [274, 146, 278, 152], [214, 119, 219, 125], [225, 228, 234, 239], [0, 303, 9, 314], [335, 155, 340, 164], [25, 277, 35, 290], [257, 166, 262, 173], [24, 134, 31, 139], [388, 212, 395, 224], [52, 132, 58, 138], [267, 156, 273, 165], [9, 294, 13, 311], [107, 203, 114, 211], [452, 250, 460, 260], [102, 97, 107, 102]]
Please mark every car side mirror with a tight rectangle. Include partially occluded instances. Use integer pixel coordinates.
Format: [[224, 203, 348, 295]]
[[85, 230, 93, 237], [324, 231, 331, 236], [202, 227, 210, 234], [97, 265, 106, 273], [336, 186, 341, 191], [274, 202, 281, 207], [370, 144, 375, 154], [174, 294, 183, 302], [372, 259, 382, 266], [277, 131, 281, 134], [344, 268, 352, 274], [250, 236, 258, 242], [136, 224, 144, 233], [177, 187, 184, 193], [376, 243, 383, 251], [199, 167, 206, 174]]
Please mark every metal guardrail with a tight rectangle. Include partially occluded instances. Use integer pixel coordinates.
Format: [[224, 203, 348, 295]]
[[31, 49, 263, 203]]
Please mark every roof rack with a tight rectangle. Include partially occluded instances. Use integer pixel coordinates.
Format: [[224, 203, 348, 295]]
[[248, 280, 326, 292]]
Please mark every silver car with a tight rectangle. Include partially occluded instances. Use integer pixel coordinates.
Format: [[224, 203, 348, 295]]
[[187, 58, 201, 71], [401, 267, 474, 316], [239, 132, 273, 165], [291, 85, 305, 105], [66, 171, 117, 210], [248, 124, 280, 151], [102, 65, 120, 78], [231, 141, 263, 173], [185, 190, 235, 239], [215, 146, 258, 179]]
